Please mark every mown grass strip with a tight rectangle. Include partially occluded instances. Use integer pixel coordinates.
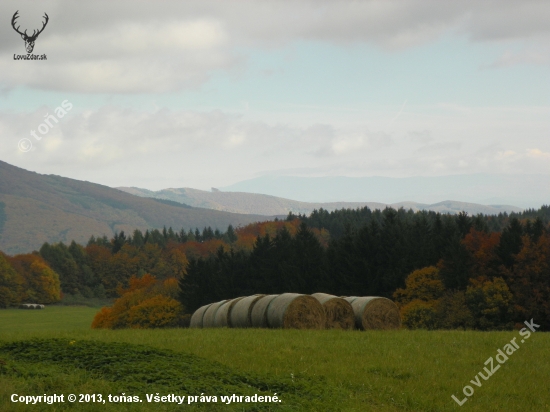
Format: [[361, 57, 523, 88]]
[[0, 338, 338, 411]]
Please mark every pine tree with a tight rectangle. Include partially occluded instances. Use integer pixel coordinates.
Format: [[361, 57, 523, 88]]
[[497, 217, 523, 267]]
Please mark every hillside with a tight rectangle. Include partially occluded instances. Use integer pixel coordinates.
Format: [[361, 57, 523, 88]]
[[0, 161, 270, 254], [118, 186, 523, 216], [117, 186, 389, 216]]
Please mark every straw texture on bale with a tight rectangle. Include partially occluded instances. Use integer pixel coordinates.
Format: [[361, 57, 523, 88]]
[[230, 294, 266, 328], [311, 293, 354, 329], [266, 293, 325, 329], [214, 297, 245, 328], [189, 303, 212, 328], [250, 295, 279, 328], [202, 300, 228, 328], [344, 296, 401, 330]]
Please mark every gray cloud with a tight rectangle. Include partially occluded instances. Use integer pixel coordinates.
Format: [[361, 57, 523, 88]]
[[1, 0, 549, 93]]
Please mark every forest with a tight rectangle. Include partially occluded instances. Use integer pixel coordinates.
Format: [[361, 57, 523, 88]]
[[1, 205, 549, 330]]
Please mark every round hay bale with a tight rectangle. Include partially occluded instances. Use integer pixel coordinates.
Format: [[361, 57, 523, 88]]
[[344, 296, 401, 330], [250, 295, 279, 328], [230, 295, 266, 328], [202, 300, 228, 328], [189, 303, 213, 328], [267, 293, 325, 329], [311, 293, 355, 330], [213, 297, 245, 328]]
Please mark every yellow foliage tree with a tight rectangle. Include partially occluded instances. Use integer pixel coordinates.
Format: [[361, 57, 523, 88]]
[[400, 300, 439, 330], [394, 266, 446, 330], [465, 277, 514, 330], [394, 266, 445, 306], [8, 254, 60, 304], [0, 252, 24, 307]]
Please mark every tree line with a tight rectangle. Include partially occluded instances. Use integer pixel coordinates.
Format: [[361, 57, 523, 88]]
[[2, 205, 549, 331], [179, 207, 550, 330]]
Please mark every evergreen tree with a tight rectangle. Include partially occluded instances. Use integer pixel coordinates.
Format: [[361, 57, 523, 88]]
[[497, 217, 523, 267], [131, 229, 145, 248], [39, 242, 81, 295], [226, 225, 238, 243]]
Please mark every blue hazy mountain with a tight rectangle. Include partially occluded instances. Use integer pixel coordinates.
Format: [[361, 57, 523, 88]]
[[220, 174, 549, 209]]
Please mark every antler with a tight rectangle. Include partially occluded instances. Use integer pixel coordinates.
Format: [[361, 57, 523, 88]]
[[11, 11, 27, 37], [31, 13, 49, 39], [11, 11, 49, 40]]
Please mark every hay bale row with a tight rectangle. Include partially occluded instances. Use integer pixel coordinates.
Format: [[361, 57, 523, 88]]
[[311, 293, 355, 330], [18, 303, 45, 309], [250, 295, 279, 328], [230, 295, 265, 328], [202, 300, 228, 328], [189, 303, 212, 328], [189, 293, 400, 330], [344, 296, 401, 330], [214, 297, 245, 327], [267, 293, 325, 329]]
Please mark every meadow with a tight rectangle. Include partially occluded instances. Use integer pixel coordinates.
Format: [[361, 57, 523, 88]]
[[0, 306, 549, 411]]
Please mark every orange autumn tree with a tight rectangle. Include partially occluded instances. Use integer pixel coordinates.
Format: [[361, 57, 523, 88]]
[[92, 274, 184, 329], [462, 228, 502, 280]]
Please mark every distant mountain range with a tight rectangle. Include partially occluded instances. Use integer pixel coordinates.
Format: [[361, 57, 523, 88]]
[[118, 187, 523, 217], [0, 161, 270, 254], [219, 174, 550, 209]]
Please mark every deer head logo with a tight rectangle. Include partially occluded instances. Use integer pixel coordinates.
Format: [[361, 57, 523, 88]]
[[11, 11, 49, 54]]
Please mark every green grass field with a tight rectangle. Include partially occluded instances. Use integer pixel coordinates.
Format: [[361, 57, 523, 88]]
[[1, 306, 549, 411]]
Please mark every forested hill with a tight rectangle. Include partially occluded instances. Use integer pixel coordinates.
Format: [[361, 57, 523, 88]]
[[291, 205, 550, 239], [0, 160, 271, 254]]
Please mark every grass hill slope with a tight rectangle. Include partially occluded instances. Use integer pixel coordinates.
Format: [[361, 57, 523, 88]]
[[118, 186, 522, 216], [0, 161, 269, 254]]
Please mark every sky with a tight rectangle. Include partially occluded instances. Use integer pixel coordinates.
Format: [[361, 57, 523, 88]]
[[0, 0, 549, 196]]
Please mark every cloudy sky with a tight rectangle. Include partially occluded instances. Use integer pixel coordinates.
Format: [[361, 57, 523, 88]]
[[0, 0, 549, 194]]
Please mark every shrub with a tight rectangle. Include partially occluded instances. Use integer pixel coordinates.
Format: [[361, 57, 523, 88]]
[[92, 274, 184, 329], [400, 300, 438, 330], [127, 295, 183, 328]]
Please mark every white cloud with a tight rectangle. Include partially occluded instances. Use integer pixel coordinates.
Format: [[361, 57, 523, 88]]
[[527, 148, 550, 159], [1, 104, 549, 189]]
